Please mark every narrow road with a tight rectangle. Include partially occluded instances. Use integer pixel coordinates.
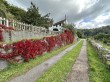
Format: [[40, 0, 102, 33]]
[[9, 40, 81, 82], [0, 60, 8, 71], [66, 40, 89, 82]]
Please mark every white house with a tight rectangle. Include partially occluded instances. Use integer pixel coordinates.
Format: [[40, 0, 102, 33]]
[[49, 17, 67, 31], [49, 25, 63, 31]]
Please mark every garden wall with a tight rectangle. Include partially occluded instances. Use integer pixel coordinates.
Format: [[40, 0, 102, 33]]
[[90, 40, 110, 68], [0, 17, 61, 43], [0, 30, 74, 63]]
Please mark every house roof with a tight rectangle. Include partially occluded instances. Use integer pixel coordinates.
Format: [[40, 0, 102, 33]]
[[53, 19, 66, 26]]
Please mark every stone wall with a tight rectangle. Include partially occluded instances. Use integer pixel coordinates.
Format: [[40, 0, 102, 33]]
[[0, 17, 61, 43], [90, 40, 110, 67]]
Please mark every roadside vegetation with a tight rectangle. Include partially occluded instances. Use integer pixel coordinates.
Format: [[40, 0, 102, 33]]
[[96, 40, 110, 50], [77, 26, 110, 45], [87, 41, 110, 82], [0, 41, 77, 82], [36, 40, 83, 82]]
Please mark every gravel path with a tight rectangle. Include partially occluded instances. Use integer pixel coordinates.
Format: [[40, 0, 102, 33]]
[[65, 40, 89, 82], [9, 40, 81, 82], [0, 60, 8, 71]]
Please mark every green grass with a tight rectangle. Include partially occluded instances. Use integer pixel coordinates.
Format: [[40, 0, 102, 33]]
[[36, 40, 83, 82], [87, 41, 110, 82], [106, 61, 110, 66], [0, 41, 77, 82]]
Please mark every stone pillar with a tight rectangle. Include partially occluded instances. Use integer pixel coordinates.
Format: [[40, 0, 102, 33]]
[[12, 20, 14, 28], [0, 17, 2, 24], [3, 18, 6, 25], [6, 19, 9, 27]]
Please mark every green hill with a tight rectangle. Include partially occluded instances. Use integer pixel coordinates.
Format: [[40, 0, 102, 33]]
[[0, 0, 26, 21], [0, 0, 14, 19], [77, 26, 110, 43], [0, 0, 52, 28], [78, 26, 110, 36]]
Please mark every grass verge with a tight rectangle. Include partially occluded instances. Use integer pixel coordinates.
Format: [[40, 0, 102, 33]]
[[0, 41, 78, 82], [36, 40, 83, 82], [87, 41, 110, 82]]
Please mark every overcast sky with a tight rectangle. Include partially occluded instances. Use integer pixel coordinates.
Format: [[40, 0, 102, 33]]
[[6, 0, 110, 29]]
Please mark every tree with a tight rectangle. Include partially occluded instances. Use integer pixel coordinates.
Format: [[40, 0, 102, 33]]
[[24, 2, 41, 26], [63, 24, 75, 35], [24, 2, 53, 28], [76, 31, 83, 38], [0, 9, 6, 18], [0, 1, 53, 28], [0, 0, 26, 21], [8, 6, 26, 21], [41, 13, 53, 28]]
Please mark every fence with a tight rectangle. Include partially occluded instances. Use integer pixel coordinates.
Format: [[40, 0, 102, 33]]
[[0, 17, 61, 43]]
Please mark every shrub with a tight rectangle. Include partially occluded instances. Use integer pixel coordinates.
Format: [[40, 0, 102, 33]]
[[0, 30, 74, 62]]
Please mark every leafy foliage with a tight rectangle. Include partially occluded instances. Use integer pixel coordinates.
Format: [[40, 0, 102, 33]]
[[0, 1, 53, 28], [24, 2, 40, 25], [76, 31, 83, 38], [0, 0, 14, 19], [87, 41, 110, 82], [78, 26, 110, 43], [7, 6, 26, 21], [79, 26, 110, 36], [94, 33, 110, 43], [0, 41, 73, 82], [0, 30, 74, 62], [24, 2, 53, 28], [0, 9, 6, 18], [63, 24, 75, 35]]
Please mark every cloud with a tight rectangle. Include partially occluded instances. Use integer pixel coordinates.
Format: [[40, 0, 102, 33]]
[[6, 0, 110, 28]]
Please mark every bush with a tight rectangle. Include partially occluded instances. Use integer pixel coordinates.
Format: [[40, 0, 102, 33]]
[[0, 30, 74, 62]]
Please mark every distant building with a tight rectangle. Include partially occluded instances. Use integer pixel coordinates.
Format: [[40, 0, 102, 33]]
[[53, 18, 66, 27], [49, 16, 67, 31], [49, 25, 63, 31]]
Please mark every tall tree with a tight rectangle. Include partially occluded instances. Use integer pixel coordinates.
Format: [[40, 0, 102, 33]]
[[24, 2, 41, 26], [76, 31, 83, 38], [41, 13, 53, 28], [0, 9, 6, 18], [24, 2, 53, 28]]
